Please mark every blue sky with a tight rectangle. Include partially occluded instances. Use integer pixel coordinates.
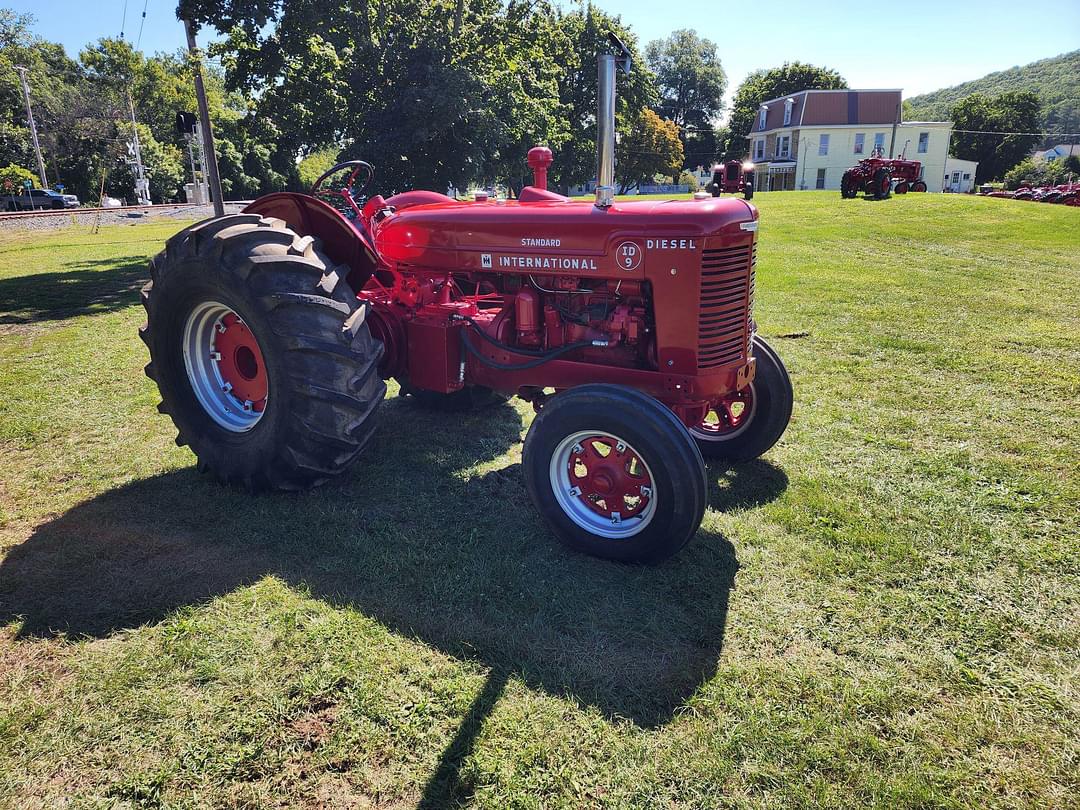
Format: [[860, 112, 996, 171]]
[[12, 0, 1080, 110]]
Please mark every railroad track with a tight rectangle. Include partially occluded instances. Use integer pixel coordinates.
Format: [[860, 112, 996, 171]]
[[0, 202, 202, 220]]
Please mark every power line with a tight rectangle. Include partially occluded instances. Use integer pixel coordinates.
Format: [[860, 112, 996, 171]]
[[950, 129, 1080, 137], [135, 0, 150, 50], [119, 0, 129, 39]]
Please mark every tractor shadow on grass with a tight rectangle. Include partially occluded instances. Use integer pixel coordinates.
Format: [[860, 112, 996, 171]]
[[0, 257, 148, 323], [0, 393, 787, 798]]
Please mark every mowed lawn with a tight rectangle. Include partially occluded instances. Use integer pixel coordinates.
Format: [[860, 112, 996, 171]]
[[0, 193, 1077, 808]]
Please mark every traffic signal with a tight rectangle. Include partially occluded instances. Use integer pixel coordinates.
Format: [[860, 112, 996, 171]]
[[176, 111, 197, 136]]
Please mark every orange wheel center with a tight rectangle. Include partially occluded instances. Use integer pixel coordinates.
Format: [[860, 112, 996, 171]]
[[212, 313, 267, 411]]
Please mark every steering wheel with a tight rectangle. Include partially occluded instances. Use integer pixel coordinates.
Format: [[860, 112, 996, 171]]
[[310, 160, 375, 220]]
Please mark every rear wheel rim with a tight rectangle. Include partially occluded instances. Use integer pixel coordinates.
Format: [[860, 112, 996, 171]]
[[183, 301, 268, 432], [549, 430, 656, 539], [691, 385, 757, 443]]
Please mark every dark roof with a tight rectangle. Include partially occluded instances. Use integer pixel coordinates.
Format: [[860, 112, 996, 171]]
[[752, 90, 902, 132]]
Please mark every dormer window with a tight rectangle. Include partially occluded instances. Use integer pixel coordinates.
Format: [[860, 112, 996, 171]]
[[759, 106, 768, 130], [783, 98, 793, 126]]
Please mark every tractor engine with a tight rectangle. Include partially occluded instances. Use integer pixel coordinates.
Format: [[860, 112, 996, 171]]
[[344, 189, 759, 422], [358, 262, 652, 394]]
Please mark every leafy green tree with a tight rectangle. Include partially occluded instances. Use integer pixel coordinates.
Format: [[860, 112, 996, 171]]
[[645, 28, 725, 128], [0, 162, 36, 193], [297, 146, 343, 190], [645, 29, 724, 169], [616, 109, 683, 192], [950, 91, 1041, 182], [1002, 156, 1074, 189], [727, 63, 847, 158], [546, 4, 657, 191], [180, 0, 576, 194]]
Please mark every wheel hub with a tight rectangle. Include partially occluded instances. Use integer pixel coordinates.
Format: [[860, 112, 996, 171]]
[[183, 301, 268, 432], [211, 312, 267, 410], [692, 386, 755, 441], [563, 434, 653, 527]]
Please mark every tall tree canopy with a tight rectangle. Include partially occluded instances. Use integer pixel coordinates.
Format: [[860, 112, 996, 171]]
[[645, 29, 725, 170], [616, 108, 682, 192], [727, 62, 847, 158], [645, 29, 725, 129], [179, 0, 655, 194], [949, 91, 1042, 182]]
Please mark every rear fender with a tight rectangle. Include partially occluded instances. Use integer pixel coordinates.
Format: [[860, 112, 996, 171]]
[[243, 192, 378, 287]]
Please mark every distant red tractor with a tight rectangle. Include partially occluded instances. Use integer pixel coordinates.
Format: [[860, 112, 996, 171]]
[[707, 160, 754, 199], [139, 37, 793, 564], [841, 151, 927, 199]]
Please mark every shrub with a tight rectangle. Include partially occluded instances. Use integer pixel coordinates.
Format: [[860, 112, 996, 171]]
[[0, 164, 37, 194]]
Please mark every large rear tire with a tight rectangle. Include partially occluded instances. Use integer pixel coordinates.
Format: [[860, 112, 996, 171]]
[[872, 167, 892, 199], [140, 214, 386, 490], [523, 384, 707, 564], [691, 335, 793, 462]]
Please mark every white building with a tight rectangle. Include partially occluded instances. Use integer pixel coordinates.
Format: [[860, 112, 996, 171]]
[[746, 89, 970, 193], [943, 158, 978, 193]]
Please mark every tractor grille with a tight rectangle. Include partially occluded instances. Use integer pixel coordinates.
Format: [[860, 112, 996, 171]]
[[697, 243, 754, 370]]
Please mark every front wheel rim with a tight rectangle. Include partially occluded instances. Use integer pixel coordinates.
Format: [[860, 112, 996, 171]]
[[691, 385, 757, 443], [183, 301, 268, 432], [549, 430, 657, 539]]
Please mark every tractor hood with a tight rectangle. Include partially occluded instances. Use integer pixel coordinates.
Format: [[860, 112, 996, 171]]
[[373, 196, 758, 276]]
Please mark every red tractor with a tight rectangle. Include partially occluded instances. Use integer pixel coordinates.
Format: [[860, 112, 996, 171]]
[[140, 38, 793, 563], [841, 150, 927, 199], [706, 160, 754, 199]]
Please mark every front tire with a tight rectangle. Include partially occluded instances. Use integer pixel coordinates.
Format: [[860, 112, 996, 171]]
[[140, 214, 386, 490], [691, 335, 793, 462], [523, 385, 706, 564], [841, 171, 857, 198]]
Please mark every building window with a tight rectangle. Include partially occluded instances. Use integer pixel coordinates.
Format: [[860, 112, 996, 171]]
[[759, 107, 768, 130], [818, 134, 829, 156], [873, 133, 885, 154], [854, 133, 865, 154], [918, 132, 929, 153], [783, 99, 793, 126], [776, 135, 790, 158], [816, 168, 826, 189], [963, 173, 971, 179], [754, 139, 765, 160]]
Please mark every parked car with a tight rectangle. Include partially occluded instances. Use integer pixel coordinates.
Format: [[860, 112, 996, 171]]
[[4, 188, 80, 211]]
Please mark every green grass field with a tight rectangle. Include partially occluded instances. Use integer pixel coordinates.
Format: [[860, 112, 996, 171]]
[[1, 192, 1077, 808]]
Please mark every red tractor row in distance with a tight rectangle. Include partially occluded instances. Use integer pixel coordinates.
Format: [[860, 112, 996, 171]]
[[139, 36, 793, 564], [706, 160, 755, 200], [841, 148, 927, 199]]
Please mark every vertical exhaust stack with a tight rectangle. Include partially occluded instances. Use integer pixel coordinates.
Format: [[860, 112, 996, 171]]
[[595, 33, 633, 210]]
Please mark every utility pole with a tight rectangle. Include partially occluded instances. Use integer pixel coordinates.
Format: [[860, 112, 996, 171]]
[[183, 18, 224, 216], [14, 66, 48, 188], [128, 92, 150, 205]]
